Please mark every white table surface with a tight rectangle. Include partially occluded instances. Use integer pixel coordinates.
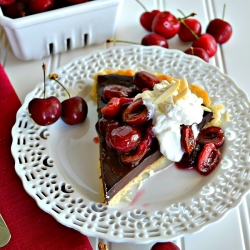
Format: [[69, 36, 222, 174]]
[[1, 0, 250, 249]]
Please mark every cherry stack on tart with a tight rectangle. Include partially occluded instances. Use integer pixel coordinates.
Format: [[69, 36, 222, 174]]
[[92, 69, 224, 206]]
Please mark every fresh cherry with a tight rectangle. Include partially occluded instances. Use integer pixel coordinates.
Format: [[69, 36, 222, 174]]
[[28, 64, 61, 126], [197, 143, 221, 175], [135, 0, 160, 32], [28, 0, 54, 14], [178, 18, 202, 42], [66, 0, 89, 4], [192, 33, 217, 58], [141, 33, 169, 48], [184, 47, 209, 62], [150, 242, 180, 250], [151, 11, 180, 39], [61, 96, 88, 125], [196, 126, 225, 148], [133, 71, 160, 90], [206, 5, 232, 44], [3, 1, 26, 18], [49, 73, 88, 125], [0, 0, 15, 6]]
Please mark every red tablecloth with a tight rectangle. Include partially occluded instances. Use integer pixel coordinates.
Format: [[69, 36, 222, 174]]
[[0, 64, 93, 250]]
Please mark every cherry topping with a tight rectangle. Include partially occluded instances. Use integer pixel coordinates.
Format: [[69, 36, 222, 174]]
[[122, 98, 150, 125], [106, 125, 142, 153], [197, 126, 225, 148], [175, 144, 202, 170], [150, 242, 180, 250], [95, 117, 113, 139], [105, 120, 120, 150], [197, 143, 221, 175], [181, 125, 196, 154], [103, 85, 133, 102], [119, 140, 147, 166], [101, 97, 121, 117], [133, 71, 160, 91]]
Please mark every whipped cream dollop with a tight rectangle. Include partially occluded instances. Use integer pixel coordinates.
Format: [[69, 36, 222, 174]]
[[135, 79, 204, 162]]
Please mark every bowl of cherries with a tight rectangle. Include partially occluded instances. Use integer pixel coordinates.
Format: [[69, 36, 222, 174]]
[[0, 0, 122, 60]]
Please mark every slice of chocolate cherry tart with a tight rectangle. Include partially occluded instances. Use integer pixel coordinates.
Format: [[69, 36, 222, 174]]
[[92, 69, 225, 205]]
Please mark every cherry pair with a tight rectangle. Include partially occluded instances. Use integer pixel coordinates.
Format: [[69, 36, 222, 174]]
[[28, 64, 88, 126]]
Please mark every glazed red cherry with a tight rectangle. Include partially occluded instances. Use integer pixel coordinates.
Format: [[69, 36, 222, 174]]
[[184, 47, 210, 62], [206, 5, 232, 44], [106, 125, 142, 153], [151, 11, 180, 39], [175, 144, 202, 170], [119, 140, 147, 166], [178, 18, 202, 42], [197, 143, 221, 175], [181, 125, 196, 154], [141, 33, 169, 48], [133, 71, 160, 90], [122, 98, 150, 125], [150, 242, 180, 250], [197, 126, 225, 147], [192, 33, 217, 58], [28, 0, 54, 14], [103, 85, 133, 102]]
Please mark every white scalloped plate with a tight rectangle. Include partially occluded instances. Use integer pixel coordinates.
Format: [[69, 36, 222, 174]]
[[11, 46, 250, 244]]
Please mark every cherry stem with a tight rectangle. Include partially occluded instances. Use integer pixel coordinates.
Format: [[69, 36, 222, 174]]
[[177, 10, 196, 19], [222, 4, 226, 20], [135, 0, 147, 12], [42, 63, 46, 99], [49, 74, 71, 98], [107, 38, 140, 45]]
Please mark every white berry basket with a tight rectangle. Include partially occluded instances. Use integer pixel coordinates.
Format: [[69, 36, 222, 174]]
[[0, 0, 122, 61]]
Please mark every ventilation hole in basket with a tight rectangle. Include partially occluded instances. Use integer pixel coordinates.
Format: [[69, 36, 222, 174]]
[[49, 43, 53, 54], [66, 38, 71, 50], [84, 34, 88, 46]]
